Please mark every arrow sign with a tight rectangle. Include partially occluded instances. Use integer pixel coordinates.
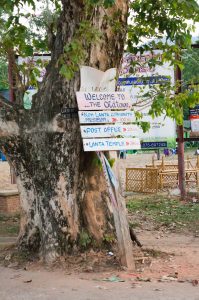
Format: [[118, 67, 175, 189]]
[[83, 138, 140, 151], [76, 92, 132, 110], [78, 110, 134, 124], [80, 124, 139, 138]]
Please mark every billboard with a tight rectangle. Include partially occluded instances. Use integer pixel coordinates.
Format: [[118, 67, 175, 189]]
[[118, 51, 176, 147]]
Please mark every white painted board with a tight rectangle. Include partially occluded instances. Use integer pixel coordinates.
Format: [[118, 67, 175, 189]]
[[78, 111, 134, 124], [191, 119, 199, 132], [80, 66, 116, 92], [76, 92, 131, 110], [80, 124, 139, 138], [83, 138, 140, 151]]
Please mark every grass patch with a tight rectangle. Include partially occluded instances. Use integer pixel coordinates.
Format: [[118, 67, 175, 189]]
[[0, 213, 20, 237], [129, 221, 141, 229], [143, 248, 174, 258], [127, 195, 199, 232]]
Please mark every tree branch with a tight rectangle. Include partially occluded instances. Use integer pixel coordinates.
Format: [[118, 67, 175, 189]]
[[0, 117, 19, 137], [0, 94, 15, 109], [0, 94, 20, 137]]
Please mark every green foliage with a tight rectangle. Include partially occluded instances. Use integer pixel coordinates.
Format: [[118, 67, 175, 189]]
[[0, 1, 60, 96], [103, 0, 115, 8], [92, 155, 102, 170], [0, 12, 34, 58], [103, 233, 115, 244], [139, 121, 151, 133], [108, 158, 115, 167], [181, 47, 199, 120], [86, 0, 115, 8], [58, 0, 122, 80], [128, 0, 199, 51], [129, 221, 140, 229], [0, 213, 20, 237], [79, 230, 92, 249], [92, 154, 115, 171], [127, 0, 199, 127], [182, 47, 199, 84], [0, 0, 198, 125], [0, 58, 9, 90], [59, 20, 100, 80], [127, 196, 199, 232]]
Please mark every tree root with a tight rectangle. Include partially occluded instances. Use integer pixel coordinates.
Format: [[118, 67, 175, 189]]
[[129, 227, 142, 247]]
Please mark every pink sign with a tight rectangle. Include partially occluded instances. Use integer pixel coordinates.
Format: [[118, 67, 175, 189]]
[[76, 92, 132, 110]]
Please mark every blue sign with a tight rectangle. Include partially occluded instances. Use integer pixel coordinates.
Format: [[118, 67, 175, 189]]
[[118, 76, 170, 86], [0, 151, 6, 161], [141, 141, 167, 149]]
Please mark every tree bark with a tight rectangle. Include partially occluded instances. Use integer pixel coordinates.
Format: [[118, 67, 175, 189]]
[[0, 0, 128, 262]]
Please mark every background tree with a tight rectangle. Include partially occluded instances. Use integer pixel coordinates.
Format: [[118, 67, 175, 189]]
[[127, 0, 199, 126], [183, 46, 199, 84], [0, 0, 129, 262], [182, 46, 199, 121], [0, 58, 8, 90], [0, 0, 199, 262]]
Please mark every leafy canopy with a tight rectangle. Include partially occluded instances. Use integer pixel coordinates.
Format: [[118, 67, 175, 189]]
[[0, 0, 199, 125], [127, 0, 199, 126]]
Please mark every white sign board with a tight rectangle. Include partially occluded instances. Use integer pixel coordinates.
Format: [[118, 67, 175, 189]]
[[78, 111, 134, 124], [191, 119, 199, 132], [80, 66, 116, 92], [118, 51, 176, 144], [83, 138, 140, 151], [76, 92, 131, 110], [80, 124, 139, 138]]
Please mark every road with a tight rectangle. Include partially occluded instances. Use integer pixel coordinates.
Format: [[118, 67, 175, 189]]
[[0, 266, 199, 300]]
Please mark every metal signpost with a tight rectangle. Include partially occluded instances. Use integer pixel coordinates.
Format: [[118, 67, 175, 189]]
[[76, 88, 139, 270]]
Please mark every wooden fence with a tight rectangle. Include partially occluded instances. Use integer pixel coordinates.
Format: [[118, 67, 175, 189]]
[[126, 156, 199, 193], [126, 168, 158, 193]]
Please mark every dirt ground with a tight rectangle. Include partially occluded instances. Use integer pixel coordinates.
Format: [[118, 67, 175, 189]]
[[0, 153, 199, 299], [1, 265, 199, 300]]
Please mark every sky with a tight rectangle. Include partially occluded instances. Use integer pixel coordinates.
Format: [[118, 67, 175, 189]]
[[21, 1, 199, 41]]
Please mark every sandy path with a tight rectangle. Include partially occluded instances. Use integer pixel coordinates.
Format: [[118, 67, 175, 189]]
[[0, 266, 199, 300]]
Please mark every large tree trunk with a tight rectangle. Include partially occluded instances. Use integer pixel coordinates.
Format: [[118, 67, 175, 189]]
[[0, 0, 128, 261]]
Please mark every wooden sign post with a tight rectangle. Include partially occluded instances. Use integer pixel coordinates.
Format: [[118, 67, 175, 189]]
[[76, 86, 139, 270], [97, 152, 135, 270]]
